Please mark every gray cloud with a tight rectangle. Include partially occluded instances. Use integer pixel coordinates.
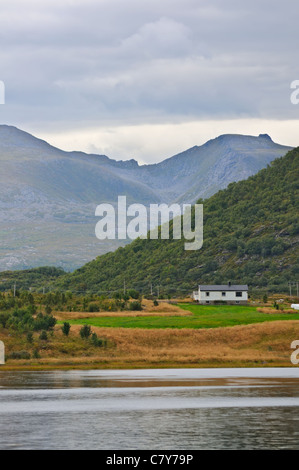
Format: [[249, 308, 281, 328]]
[[0, 0, 299, 159]]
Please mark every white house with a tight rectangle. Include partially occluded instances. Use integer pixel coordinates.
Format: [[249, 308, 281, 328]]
[[193, 283, 248, 305]]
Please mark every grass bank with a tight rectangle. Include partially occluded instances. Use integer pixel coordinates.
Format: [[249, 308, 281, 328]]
[[1, 320, 299, 370]]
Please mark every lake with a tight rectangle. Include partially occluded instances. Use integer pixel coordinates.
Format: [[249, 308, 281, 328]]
[[0, 368, 299, 450]]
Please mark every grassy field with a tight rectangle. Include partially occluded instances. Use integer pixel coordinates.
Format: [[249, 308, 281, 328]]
[[1, 320, 299, 370], [2, 302, 299, 370], [59, 304, 299, 330]]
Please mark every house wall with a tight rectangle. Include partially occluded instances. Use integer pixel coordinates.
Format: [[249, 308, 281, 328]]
[[198, 290, 248, 304]]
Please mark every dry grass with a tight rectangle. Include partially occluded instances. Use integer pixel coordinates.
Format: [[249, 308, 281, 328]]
[[54, 300, 190, 321], [257, 307, 297, 314], [1, 320, 299, 370]]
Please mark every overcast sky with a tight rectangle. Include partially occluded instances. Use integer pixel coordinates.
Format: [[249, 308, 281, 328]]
[[0, 0, 299, 163]]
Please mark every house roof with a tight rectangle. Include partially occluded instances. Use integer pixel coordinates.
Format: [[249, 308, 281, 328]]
[[199, 284, 248, 292]]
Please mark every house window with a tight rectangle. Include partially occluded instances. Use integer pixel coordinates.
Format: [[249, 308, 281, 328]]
[[206, 301, 210, 304], [236, 301, 240, 304], [206, 292, 210, 297], [236, 292, 243, 297], [222, 292, 226, 297]]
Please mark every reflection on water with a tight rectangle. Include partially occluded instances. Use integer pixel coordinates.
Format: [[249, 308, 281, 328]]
[[0, 368, 299, 450]]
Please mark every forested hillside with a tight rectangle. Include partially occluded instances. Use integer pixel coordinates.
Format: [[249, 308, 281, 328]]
[[53, 148, 299, 295]]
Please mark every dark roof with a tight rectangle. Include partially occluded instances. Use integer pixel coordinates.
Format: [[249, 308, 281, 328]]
[[199, 285, 248, 292]]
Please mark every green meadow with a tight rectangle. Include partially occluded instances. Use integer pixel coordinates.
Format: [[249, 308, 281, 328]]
[[60, 304, 299, 330]]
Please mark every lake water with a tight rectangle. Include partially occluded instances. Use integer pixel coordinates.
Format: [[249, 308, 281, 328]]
[[0, 368, 299, 450]]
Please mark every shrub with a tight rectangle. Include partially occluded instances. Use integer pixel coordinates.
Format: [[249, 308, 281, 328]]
[[91, 333, 107, 347], [88, 303, 100, 313], [128, 289, 140, 300], [8, 350, 31, 360], [129, 301, 142, 311], [33, 348, 41, 359], [34, 313, 57, 331], [80, 324, 92, 339], [0, 313, 10, 328], [62, 322, 71, 336], [27, 332, 33, 343], [45, 305, 52, 315], [39, 330, 48, 341]]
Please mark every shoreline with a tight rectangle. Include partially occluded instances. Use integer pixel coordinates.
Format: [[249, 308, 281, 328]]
[[0, 360, 296, 372]]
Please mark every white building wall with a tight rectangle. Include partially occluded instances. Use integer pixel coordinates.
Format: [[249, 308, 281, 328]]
[[192, 291, 199, 301], [198, 290, 248, 303]]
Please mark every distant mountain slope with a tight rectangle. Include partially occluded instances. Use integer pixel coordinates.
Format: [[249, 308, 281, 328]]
[[135, 133, 291, 202], [54, 148, 299, 294], [0, 125, 292, 271]]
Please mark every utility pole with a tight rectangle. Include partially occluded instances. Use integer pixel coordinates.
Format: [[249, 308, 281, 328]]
[[150, 283, 153, 296], [288, 282, 299, 298], [13, 283, 16, 298]]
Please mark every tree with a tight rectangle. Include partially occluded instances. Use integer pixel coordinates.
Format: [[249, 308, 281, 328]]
[[45, 305, 52, 315], [80, 324, 91, 339], [62, 322, 71, 337], [39, 330, 48, 341], [33, 348, 40, 359], [27, 332, 33, 343]]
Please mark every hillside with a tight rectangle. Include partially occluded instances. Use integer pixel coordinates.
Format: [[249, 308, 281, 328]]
[[54, 147, 299, 295], [0, 267, 65, 292], [0, 125, 291, 271]]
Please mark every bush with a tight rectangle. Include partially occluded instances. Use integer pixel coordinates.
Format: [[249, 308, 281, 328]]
[[129, 301, 142, 311], [0, 313, 10, 328], [33, 348, 41, 359], [8, 350, 31, 360], [128, 289, 140, 300], [27, 332, 33, 343], [62, 322, 71, 336], [45, 305, 52, 315], [91, 332, 107, 347], [88, 303, 100, 313], [34, 313, 57, 331], [39, 330, 48, 341], [80, 324, 92, 339]]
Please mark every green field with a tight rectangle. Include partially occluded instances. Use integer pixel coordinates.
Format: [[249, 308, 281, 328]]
[[60, 304, 299, 330]]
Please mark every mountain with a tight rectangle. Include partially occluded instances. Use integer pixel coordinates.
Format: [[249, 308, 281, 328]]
[[53, 148, 299, 295], [0, 125, 292, 271]]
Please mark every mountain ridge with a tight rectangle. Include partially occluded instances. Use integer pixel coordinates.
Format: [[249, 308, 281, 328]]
[[0, 125, 293, 271]]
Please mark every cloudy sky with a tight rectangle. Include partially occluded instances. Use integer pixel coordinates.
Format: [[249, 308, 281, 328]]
[[0, 0, 299, 163]]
